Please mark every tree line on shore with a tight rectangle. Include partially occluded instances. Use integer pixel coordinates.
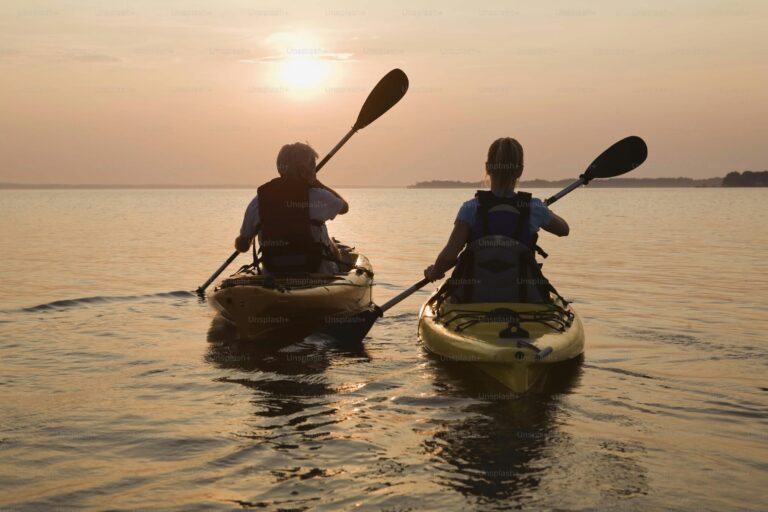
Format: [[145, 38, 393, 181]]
[[722, 171, 768, 187], [410, 171, 767, 188]]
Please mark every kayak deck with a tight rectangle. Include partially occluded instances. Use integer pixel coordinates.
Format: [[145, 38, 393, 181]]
[[418, 296, 585, 393], [208, 252, 374, 342]]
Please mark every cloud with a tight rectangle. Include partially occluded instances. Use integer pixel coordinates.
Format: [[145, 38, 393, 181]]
[[244, 52, 354, 63], [255, 31, 354, 62], [75, 53, 121, 63]]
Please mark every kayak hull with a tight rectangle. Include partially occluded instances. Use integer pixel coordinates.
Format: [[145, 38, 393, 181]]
[[208, 253, 374, 343], [418, 295, 585, 393]]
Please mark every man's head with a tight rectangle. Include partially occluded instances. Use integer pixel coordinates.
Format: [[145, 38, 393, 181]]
[[276, 142, 319, 183]]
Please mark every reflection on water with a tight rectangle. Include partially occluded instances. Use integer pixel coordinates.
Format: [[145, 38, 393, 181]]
[[1, 189, 766, 510], [422, 356, 653, 509], [205, 309, 594, 506], [206, 314, 370, 375], [206, 315, 372, 456], [424, 358, 586, 502]]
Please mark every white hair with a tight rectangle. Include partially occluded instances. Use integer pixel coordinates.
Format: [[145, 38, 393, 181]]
[[276, 142, 319, 178]]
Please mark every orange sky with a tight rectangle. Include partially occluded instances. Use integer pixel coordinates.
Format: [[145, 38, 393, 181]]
[[1, 1, 766, 186]]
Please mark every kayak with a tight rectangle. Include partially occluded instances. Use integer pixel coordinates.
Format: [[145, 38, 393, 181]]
[[418, 291, 584, 393], [208, 248, 374, 343]]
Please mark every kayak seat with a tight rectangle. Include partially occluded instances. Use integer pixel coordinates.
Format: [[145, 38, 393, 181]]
[[446, 235, 552, 304]]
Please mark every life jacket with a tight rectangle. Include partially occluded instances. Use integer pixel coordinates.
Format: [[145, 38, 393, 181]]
[[256, 176, 325, 274], [471, 190, 537, 248], [447, 191, 553, 304]]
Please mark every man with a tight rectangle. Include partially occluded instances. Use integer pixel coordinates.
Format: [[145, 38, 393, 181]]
[[235, 142, 349, 274]]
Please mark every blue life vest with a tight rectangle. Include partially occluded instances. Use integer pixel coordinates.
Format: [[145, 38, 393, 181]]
[[446, 190, 552, 304], [470, 190, 537, 250]]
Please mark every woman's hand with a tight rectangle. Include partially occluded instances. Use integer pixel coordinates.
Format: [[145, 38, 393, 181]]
[[424, 221, 470, 282], [424, 265, 445, 282]]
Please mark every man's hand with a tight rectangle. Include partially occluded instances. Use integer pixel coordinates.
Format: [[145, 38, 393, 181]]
[[424, 265, 445, 282], [235, 235, 253, 253], [311, 179, 349, 215]]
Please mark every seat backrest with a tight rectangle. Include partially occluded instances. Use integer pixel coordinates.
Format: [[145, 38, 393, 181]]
[[453, 235, 549, 303]]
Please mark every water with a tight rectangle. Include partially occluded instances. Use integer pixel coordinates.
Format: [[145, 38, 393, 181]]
[[1, 188, 767, 511]]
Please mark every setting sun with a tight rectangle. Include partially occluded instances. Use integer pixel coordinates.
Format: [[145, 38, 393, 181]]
[[278, 57, 329, 91], [264, 31, 333, 94]]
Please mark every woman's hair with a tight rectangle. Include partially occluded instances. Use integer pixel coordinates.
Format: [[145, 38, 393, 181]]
[[276, 142, 319, 179], [485, 137, 524, 192]]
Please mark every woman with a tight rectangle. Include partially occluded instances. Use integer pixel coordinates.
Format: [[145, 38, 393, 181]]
[[424, 137, 570, 283]]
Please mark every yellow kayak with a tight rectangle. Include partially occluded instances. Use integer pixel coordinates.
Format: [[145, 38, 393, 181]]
[[208, 251, 374, 343], [418, 293, 584, 393]]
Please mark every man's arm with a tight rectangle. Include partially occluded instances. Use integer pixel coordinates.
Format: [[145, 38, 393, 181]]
[[234, 196, 259, 252], [312, 179, 349, 214]]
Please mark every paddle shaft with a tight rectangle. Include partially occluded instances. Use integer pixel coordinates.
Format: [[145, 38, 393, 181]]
[[196, 250, 239, 294], [379, 278, 430, 314], [316, 128, 356, 173], [544, 176, 587, 206]]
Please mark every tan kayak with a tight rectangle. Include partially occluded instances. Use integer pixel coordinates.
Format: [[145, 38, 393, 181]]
[[418, 292, 584, 393], [208, 251, 374, 343]]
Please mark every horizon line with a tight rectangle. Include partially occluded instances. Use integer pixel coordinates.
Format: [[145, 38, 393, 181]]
[[0, 176, 727, 190]]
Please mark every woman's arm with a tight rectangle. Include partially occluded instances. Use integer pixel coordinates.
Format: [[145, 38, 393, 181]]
[[542, 211, 570, 237], [424, 221, 471, 281]]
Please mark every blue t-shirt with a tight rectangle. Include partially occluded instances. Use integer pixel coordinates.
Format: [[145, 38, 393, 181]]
[[455, 192, 552, 233]]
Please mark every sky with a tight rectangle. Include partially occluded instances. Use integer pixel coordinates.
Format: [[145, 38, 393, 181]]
[[0, 0, 766, 186]]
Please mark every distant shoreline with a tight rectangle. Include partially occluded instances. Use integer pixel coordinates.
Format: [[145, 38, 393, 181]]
[[0, 183, 260, 190], [410, 172, 767, 188], [409, 177, 725, 188], [2, 171, 766, 189], [0, 183, 396, 190]]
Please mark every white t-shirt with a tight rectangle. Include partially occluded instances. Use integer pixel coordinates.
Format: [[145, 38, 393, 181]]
[[239, 188, 345, 273]]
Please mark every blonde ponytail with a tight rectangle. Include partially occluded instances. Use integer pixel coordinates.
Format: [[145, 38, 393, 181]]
[[485, 137, 524, 193]]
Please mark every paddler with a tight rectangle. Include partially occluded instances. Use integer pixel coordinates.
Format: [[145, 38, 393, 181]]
[[423, 137, 570, 301], [235, 142, 350, 274]]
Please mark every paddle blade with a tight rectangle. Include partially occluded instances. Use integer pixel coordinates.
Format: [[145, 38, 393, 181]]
[[353, 69, 409, 131], [319, 306, 383, 344], [583, 136, 648, 181]]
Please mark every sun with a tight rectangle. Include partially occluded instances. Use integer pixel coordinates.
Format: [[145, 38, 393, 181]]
[[265, 31, 332, 94], [279, 58, 328, 91]]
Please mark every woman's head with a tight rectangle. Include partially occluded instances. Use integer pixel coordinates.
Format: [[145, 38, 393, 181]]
[[485, 137, 524, 192], [276, 142, 319, 183]]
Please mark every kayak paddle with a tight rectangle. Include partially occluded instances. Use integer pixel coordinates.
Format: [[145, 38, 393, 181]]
[[545, 135, 648, 205], [323, 135, 648, 343], [315, 68, 409, 171], [196, 69, 410, 295], [320, 278, 429, 343]]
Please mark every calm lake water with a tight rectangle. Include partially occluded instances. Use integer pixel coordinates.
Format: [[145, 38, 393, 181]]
[[1, 188, 766, 511]]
